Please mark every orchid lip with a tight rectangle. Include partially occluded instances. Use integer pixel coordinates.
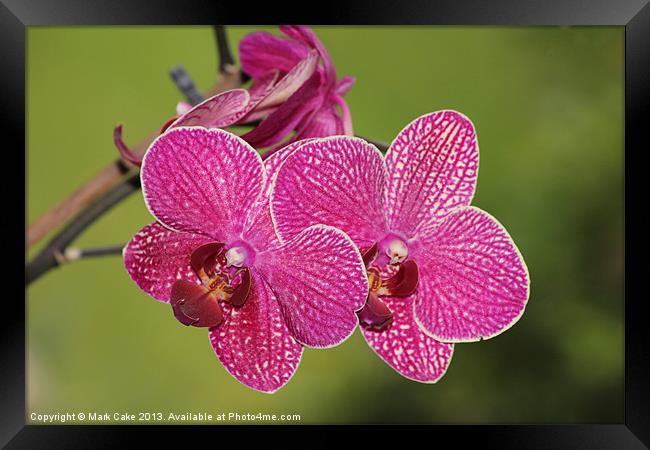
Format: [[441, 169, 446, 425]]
[[357, 236, 420, 332], [169, 239, 256, 328]]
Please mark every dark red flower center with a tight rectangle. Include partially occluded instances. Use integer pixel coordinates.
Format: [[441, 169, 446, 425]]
[[170, 241, 254, 328], [357, 236, 420, 332]]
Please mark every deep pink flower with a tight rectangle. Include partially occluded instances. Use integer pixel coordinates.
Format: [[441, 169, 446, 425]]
[[115, 26, 352, 165], [114, 48, 320, 165], [270, 110, 530, 383], [123, 127, 368, 392], [239, 25, 355, 150]]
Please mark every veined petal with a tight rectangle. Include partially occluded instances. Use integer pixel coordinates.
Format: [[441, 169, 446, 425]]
[[141, 127, 265, 241], [238, 70, 289, 124], [241, 73, 322, 149], [263, 139, 318, 190], [256, 225, 368, 348], [253, 49, 319, 112], [169, 89, 250, 129], [384, 110, 479, 240], [292, 104, 343, 141], [280, 26, 336, 87], [209, 271, 303, 393], [412, 206, 529, 342], [248, 70, 280, 100], [123, 222, 210, 302], [236, 71, 282, 124], [239, 31, 309, 79], [271, 136, 388, 249], [361, 295, 454, 383], [241, 140, 317, 253]]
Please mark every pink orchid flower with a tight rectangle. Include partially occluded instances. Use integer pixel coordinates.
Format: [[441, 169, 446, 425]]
[[114, 46, 321, 165], [270, 110, 530, 383], [115, 26, 352, 165], [239, 25, 355, 150], [123, 127, 368, 393]]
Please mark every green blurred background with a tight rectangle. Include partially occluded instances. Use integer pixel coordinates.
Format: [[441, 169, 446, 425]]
[[26, 26, 623, 424]]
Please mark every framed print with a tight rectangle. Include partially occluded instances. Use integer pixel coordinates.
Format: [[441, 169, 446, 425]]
[[4, 0, 649, 447]]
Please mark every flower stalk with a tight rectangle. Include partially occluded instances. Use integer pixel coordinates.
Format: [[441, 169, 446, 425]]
[[25, 28, 243, 249], [26, 174, 141, 285]]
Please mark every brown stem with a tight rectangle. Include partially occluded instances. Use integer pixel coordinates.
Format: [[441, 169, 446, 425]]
[[26, 130, 159, 248], [26, 174, 141, 285], [26, 74, 242, 250], [26, 26, 243, 285]]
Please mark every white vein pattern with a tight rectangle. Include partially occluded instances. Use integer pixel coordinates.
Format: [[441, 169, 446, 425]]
[[170, 89, 250, 129], [257, 225, 368, 348], [413, 207, 529, 342], [141, 127, 264, 242], [123, 222, 209, 302], [271, 136, 388, 248], [242, 140, 316, 251], [362, 295, 454, 383], [384, 110, 478, 240], [209, 272, 303, 393]]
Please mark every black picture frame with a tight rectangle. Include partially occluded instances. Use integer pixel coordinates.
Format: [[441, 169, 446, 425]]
[[6, 0, 648, 447]]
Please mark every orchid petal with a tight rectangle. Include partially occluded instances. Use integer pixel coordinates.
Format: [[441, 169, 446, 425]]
[[239, 31, 309, 79], [241, 73, 321, 149], [248, 70, 280, 102], [141, 127, 264, 241], [262, 139, 318, 189], [123, 222, 210, 302], [236, 70, 280, 123], [257, 225, 368, 348], [384, 110, 479, 240], [280, 26, 336, 86], [240, 200, 278, 255], [169, 89, 250, 129], [291, 105, 343, 142], [209, 271, 303, 393], [271, 136, 388, 249], [412, 206, 530, 342], [253, 49, 319, 112], [335, 75, 356, 96], [330, 95, 353, 135], [113, 124, 142, 166], [240, 140, 316, 253], [362, 295, 454, 383]]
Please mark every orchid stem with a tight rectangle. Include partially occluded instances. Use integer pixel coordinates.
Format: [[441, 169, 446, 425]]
[[26, 29, 243, 251], [213, 25, 236, 74], [26, 174, 141, 286], [67, 244, 125, 260], [169, 65, 204, 106], [169, 25, 238, 105]]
